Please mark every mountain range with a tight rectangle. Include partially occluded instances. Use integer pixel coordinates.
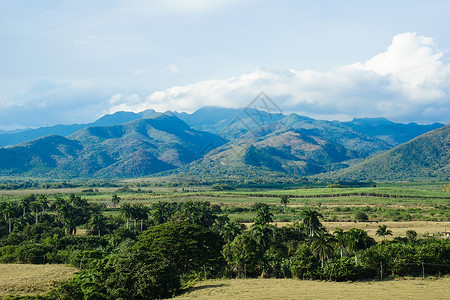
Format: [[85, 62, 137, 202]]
[[0, 107, 446, 181]]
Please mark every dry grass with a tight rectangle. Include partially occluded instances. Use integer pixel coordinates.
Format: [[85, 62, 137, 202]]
[[0, 264, 77, 297], [175, 277, 450, 300], [243, 221, 450, 241], [323, 221, 450, 240]]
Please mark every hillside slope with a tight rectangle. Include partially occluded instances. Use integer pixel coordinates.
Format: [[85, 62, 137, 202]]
[[0, 110, 156, 147], [0, 113, 224, 178], [332, 124, 450, 180]]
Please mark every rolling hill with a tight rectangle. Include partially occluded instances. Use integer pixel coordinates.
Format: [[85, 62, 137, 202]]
[[0, 109, 156, 147], [0, 113, 224, 178], [331, 124, 450, 181]]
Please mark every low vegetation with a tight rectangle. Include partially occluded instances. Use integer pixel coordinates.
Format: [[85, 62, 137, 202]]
[[0, 182, 449, 299]]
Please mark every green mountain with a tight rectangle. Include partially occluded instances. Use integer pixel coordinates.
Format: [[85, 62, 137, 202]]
[[0, 113, 224, 178], [0, 109, 156, 147], [179, 114, 447, 180], [181, 125, 359, 179], [331, 124, 450, 181]]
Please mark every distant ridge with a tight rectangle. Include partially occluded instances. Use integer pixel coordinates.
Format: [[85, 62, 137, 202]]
[[332, 124, 450, 180], [0, 109, 156, 147], [0, 113, 224, 178]]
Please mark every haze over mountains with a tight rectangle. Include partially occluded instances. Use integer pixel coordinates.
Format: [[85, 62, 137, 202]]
[[0, 107, 446, 181]]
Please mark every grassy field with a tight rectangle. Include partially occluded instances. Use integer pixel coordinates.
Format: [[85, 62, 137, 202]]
[[0, 264, 77, 297], [175, 277, 450, 300]]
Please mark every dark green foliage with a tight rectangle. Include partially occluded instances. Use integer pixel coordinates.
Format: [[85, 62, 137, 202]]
[[354, 211, 369, 222], [290, 244, 320, 279], [222, 233, 262, 278], [134, 222, 225, 274], [323, 257, 361, 281], [98, 251, 180, 300]]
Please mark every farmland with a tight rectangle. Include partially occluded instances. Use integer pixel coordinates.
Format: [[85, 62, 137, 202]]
[[0, 180, 449, 299], [175, 277, 450, 300], [0, 264, 76, 297]]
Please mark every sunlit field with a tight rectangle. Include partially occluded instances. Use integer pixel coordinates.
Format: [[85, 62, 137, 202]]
[[175, 277, 450, 300], [0, 264, 77, 297]]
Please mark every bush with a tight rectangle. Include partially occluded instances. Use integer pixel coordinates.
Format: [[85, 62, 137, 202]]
[[323, 257, 360, 281], [290, 244, 319, 279], [100, 251, 180, 299], [354, 211, 369, 222], [134, 222, 225, 275]]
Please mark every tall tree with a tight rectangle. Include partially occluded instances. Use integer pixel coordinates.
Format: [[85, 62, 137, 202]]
[[334, 228, 347, 258], [120, 203, 133, 229], [311, 230, 335, 267], [2, 202, 17, 234], [345, 228, 375, 264], [30, 200, 40, 225], [254, 204, 273, 225], [19, 194, 34, 217], [111, 194, 121, 208], [89, 214, 108, 236], [376, 224, 393, 240], [300, 209, 323, 237], [280, 195, 290, 213], [38, 194, 49, 214]]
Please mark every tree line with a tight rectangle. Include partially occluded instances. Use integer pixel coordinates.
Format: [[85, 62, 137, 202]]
[[0, 194, 449, 299]]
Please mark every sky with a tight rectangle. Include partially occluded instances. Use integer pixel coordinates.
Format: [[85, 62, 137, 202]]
[[1, 0, 450, 130]]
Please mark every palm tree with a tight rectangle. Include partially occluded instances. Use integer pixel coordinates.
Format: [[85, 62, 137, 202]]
[[38, 194, 49, 214], [311, 230, 335, 267], [406, 230, 417, 242], [334, 228, 346, 258], [51, 196, 66, 219], [90, 214, 108, 236], [152, 201, 173, 224], [254, 204, 273, 225], [19, 195, 34, 217], [30, 200, 41, 224], [120, 203, 133, 229], [300, 209, 323, 237], [2, 202, 17, 234], [345, 228, 375, 264], [220, 220, 244, 243], [111, 194, 121, 208], [280, 195, 290, 213], [251, 223, 274, 251], [64, 217, 77, 236], [376, 224, 393, 240]]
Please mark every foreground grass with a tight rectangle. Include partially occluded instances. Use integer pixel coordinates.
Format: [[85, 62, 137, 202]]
[[175, 277, 450, 300], [0, 264, 77, 297]]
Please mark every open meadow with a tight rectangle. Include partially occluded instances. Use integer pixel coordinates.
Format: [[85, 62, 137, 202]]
[[0, 264, 77, 297], [175, 277, 450, 300]]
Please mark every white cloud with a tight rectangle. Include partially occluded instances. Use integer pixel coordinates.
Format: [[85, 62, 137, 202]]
[[149, 0, 244, 13], [107, 32, 450, 124], [168, 64, 180, 74]]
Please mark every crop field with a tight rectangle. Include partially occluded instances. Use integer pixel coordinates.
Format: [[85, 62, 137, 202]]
[[2, 182, 450, 225], [0, 264, 77, 297], [175, 277, 450, 300]]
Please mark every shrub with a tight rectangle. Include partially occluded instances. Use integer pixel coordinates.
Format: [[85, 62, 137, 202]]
[[290, 244, 319, 279]]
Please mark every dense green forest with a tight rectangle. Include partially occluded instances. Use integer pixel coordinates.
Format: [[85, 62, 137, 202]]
[[1, 185, 449, 299]]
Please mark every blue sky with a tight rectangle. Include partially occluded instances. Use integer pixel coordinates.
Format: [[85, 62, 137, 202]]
[[1, 0, 450, 129]]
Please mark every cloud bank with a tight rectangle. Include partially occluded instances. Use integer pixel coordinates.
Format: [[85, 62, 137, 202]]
[[109, 32, 450, 124], [1, 32, 449, 130]]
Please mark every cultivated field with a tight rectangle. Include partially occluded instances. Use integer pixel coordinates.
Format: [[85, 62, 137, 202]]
[[0, 264, 77, 297], [175, 277, 450, 300], [256, 221, 450, 240]]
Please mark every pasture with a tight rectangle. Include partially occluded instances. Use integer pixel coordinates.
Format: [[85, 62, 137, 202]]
[[0, 264, 77, 297], [175, 277, 450, 300]]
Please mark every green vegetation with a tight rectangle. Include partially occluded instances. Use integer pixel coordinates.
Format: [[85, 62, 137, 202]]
[[0, 182, 449, 299], [334, 124, 450, 181]]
